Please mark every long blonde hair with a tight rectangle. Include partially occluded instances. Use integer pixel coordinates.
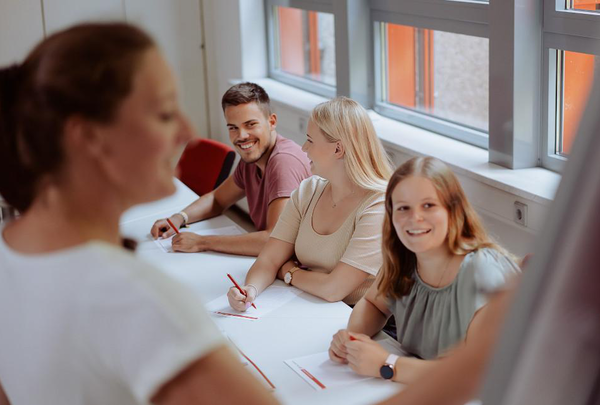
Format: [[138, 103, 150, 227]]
[[377, 157, 508, 299], [310, 97, 393, 193]]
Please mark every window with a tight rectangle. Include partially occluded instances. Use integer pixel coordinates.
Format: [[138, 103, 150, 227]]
[[268, 4, 335, 97], [566, 0, 600, 12], [262, 0, 600, 172], [377, 22, 489, 146], [553, 50, 596, 156], [542, 0, 600, 171]]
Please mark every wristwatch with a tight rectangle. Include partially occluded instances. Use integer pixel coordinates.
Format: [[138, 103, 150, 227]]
[[284, 266, 300, 285], [379, 354, 399, 380]]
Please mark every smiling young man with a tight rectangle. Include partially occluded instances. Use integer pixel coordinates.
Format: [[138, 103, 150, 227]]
[[151, 82, 311, 256]]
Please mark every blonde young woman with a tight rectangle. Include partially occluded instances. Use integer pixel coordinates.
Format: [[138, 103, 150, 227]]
[[328, 157, 520, 384], [227, 97, 393, 309]]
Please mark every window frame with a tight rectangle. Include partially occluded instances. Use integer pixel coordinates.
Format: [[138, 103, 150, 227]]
[[265, 0, 337, 99], [263, 0, 599, 173], [542, 0, 600, 172], [372, 13, 490, 149]]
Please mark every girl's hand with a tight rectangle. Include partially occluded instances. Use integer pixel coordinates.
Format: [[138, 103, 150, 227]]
[[345, 333, 390, 377], [329, 329, 352, 363], [226, 285, 257, 312]]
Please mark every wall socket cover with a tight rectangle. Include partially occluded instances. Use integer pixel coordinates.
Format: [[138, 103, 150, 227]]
[[514, 201, 528, 227]]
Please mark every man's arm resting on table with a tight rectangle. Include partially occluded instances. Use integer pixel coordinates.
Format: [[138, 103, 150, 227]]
[[182, 176, 245, 224], [172, 197, 289, 256], [152, 345, 279, 405], [152, 177, 245, 239]]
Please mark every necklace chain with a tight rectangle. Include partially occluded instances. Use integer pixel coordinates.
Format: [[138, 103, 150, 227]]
[[329, 184, 355, 208], [418, 255, 454, 288]]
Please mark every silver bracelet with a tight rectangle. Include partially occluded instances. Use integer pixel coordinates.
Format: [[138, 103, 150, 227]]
[[176, 211, 188, 226]]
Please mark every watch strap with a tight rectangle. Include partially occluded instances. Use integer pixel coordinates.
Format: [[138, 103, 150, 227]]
[[380, 354, 399, 380], [385, 354, 399, 368], [176, 211, 188, 226]]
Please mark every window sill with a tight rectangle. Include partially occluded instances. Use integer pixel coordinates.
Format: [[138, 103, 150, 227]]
[[254, 77, 561, 206]]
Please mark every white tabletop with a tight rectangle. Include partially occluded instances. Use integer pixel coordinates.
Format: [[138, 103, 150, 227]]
[[120, 179, 402, 404]]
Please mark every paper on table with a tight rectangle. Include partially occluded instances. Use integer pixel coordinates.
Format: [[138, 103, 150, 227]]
[[154, 225, 243, 253], [284, 338, 408, 390], [285, 352, 372, 390], [205, 285, 303, 321]]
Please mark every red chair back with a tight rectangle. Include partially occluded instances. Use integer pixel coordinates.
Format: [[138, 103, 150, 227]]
[[176, 138, 236, 196]]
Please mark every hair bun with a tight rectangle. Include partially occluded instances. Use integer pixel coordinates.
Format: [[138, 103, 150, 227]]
[[0, 63, 23, 110]]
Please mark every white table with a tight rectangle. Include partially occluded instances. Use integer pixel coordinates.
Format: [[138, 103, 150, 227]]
[[120, 180, 402, 405]]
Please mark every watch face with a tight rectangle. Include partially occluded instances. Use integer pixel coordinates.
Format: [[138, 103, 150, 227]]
[[284, 272, 292, 284], [380, 365, 394, 380]]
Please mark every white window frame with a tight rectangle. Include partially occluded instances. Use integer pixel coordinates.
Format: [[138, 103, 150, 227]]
[[264, 0, 600, 173], [265, 0, 336, 99], [542, 0, 600, 172], [370, 0, 490, 149]]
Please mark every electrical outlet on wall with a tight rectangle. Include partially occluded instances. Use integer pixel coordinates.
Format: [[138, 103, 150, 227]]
[[514, 201, 528, 227]]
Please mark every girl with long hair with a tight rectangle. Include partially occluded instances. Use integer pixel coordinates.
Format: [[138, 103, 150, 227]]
[[328, 156, 520, 384]]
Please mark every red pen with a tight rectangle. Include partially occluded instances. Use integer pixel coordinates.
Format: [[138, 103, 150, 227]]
[[227, 273, 257, 309], [166, 218, 180, 235]]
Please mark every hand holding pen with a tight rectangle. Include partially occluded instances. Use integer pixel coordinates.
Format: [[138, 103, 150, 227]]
[[227, 274, 257, 311]]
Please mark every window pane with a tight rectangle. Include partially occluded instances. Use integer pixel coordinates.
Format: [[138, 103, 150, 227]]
[[273, 6, 335, 87], [566, 0, 600, 12], [382, 23, 489, 132], [555, 50, 597, 156]]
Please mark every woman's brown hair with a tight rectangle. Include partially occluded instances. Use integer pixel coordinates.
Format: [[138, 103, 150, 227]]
[[377, 156, 508, 299], [0, 22, 155, 213]]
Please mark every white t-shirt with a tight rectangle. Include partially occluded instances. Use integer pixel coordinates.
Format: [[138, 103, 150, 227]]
[[0, 234, 225, 405]]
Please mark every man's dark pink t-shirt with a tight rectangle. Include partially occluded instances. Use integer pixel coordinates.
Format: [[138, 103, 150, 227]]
[[233, 134, 311, 231]]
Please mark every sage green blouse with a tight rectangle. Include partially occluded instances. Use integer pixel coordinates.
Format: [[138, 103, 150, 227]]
[[388, 248, 520, 359]]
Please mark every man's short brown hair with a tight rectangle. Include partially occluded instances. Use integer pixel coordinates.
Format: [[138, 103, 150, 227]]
[[221, 82, 272, 118]]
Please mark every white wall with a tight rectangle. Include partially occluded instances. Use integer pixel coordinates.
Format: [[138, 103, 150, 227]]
[[0, 0, 208, 136], [202, 0, 267, 144], [0, 0, 44, 65]]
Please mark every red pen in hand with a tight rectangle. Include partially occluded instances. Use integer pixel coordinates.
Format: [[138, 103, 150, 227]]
[[166, 218, 180, 235], [227, 273, 257, 309]]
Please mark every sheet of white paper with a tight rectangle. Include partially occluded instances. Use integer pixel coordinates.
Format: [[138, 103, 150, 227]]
[[205, 285, 303, 321], [153, 225, 243, 253], [284, 352, 372, 390], [284, 338, 408, 390]]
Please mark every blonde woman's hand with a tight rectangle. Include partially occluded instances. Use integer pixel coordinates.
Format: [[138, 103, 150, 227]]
[[227, 284, 257, 312], [345, 333, 389, 377]]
